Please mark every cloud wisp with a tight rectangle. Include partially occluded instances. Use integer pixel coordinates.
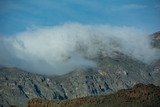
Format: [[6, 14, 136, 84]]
[[108, 4, 147, 12], [0, 23, 159, 75]]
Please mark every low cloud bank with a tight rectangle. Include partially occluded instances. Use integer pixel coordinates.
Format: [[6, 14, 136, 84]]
[[0, 23, 159, 74]]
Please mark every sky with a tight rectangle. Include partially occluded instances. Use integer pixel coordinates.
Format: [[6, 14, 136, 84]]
[[0, 0, 160, 75], [0, 0, 160, 36]]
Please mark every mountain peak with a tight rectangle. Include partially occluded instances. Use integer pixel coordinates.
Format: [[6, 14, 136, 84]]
[[151, 31, 160, 48], [153, 31, 160, 40]]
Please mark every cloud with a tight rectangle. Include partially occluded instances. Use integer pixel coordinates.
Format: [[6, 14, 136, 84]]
[[0, 23, 159, 75], [154, 4, 160, 9], [122, 4, 147, 10], [109, 4, 147, 11]]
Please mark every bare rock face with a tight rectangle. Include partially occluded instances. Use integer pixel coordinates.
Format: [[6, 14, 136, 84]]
[[0, 67, 113, 107], [150, 59, 160, 86], [27, 84, 160, 107], [153, 31, 160, 40], [0, 54, 158, 107], [151, 31, 160, 48], [149, 31, 160, 86]]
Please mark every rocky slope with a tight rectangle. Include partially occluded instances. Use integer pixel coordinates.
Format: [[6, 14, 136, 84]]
[[151, 31, 160, 48], [0, 31, 160, 107], [28, 84, 160, 107]]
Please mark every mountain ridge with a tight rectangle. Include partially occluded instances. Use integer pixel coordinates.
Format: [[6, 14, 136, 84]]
[[0, 31, 160, 107]]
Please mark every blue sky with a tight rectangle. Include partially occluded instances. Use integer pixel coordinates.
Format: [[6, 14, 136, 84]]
[[0, 0, 160, 35]]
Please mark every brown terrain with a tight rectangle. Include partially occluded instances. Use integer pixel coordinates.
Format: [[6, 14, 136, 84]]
[[27, 83, 160, 107]]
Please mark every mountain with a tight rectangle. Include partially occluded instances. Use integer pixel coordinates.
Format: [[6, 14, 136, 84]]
[[28, 84, 160, 107], [0, 31, 160, 107], [151, 31, 160, 48]]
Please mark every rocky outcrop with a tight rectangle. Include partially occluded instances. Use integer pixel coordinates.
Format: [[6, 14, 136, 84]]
[[27, 84, 160, 107], [150, 59, 160, 86], [151, 31, 160, 48], [0, 67, 113, 107]]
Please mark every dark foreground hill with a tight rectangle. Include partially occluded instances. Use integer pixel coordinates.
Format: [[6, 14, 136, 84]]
[[28, 84, 160, 107]]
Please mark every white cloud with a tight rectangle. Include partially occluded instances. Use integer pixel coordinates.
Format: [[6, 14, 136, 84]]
[[122, 4, 147, 10], [154, 4, 160, 9], [0, 23, 159, 75], [108, 4, 147, 11]]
